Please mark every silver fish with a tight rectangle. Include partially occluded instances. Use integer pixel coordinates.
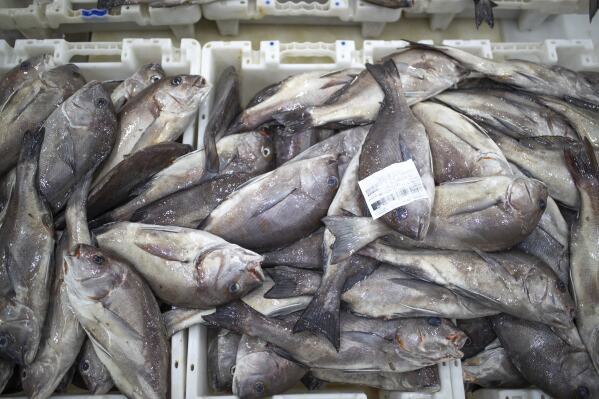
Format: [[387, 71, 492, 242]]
[[538, 95, 599, 149], [309, 367, 440, 392], [462, 339, 527, 388], [273, 127, 319, 166], [111, 63, 165, 112], [206, 66, 240, 142], [78, 340, 114, 395], [0, 55, 52, 110], [208, 329, 240, 393]]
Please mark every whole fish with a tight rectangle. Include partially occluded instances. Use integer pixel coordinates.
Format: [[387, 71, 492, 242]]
[[274, 46, 467, 131], [0, 55, 52, 109], [0, 64, 85, 175], [264, 266, 322, 298], [473, 0, 497, 28], [565, 142, 599, 374], [205, 302, 466, 372], [462, 338, 527, 388], [39, 81, 117, 212], [0, 359, 13, 394], [208, 329, 240, 392], [358, 60, 434, 240], [0, 129, 54, 365], [233, 335, 306, 399], [87, 142, 193, 219], [93, 74, 209, 183], [274, 127, 319, 166], [77, 340, 114, 395], [361, 0, 412, 8], [228, 70, 357, 133], [261, 229, 324, 269], [434, 89, 578, 140], [456, 318, 496, 359], [204, 155, 339, 250], [64, 244, 169, 399], [95, 222, 265, 308], [325, 175, 548, 262], [309, 367, 440, 392], [360, 243, 575, 329], [111, 63, 165, 112], [21, 176, 92, 399], [205, 66, 240, 142], [492, 314, 599, 398], [412, 101, 510, 183]]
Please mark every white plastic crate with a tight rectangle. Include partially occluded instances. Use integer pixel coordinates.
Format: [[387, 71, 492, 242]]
[[0, 0, 54, 38], [201, 0, 401, 38], [0, 37, 202, 399]]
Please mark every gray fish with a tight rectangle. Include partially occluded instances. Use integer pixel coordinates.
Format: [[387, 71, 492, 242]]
[[205, 302, 466, 372], [565, 142, 599, 374], [205, 66, 240, 142], [361, 0, 412, 8], [261, 229, 324, 269], [233, 335, 306, 399], [274, 127, 319, 166], [39, 81, 117, 212], [77, 340, 114, 395], [462, 338, 527, 388], [325, 175, 548, 262], [0, 359, 13, 394], [93, 74, 209, 183], [0, 55, 52, 110], [274, 47, 467, 131], [538, 95, 599, 149], [264, 267, 322, 299], [162, 308, 215, 338], [473, 0, 497, 28], [0, 169, 15, 226], [434, 89, 578, 140], [412, 101, 510, 183], [0, 64, 86, 176], [64, 244, 169, 399], [204, 155, 339, 250], [95, 222, 265, 308], [309, 367, 440, 392], [87, 142, 193, 219], [360, 243, 575, 329], [21, 175, 92, 399], [492, 314, 599, 398], [208, 329, 240, 393], [215, 131, 275, 175], [0, 129, 54, 365], [228, 70, 357, 134], [111, 63, 165, 112], [457, 318, 496, 359]]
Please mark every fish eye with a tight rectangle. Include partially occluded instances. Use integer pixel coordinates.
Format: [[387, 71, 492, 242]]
[[171, 76, 182, 86], [21, 370, 27, 379], [427, 317, 442, 326], [0, 336, 7, 348], [576, 386, 590, 398], [230, 365, 236, 375], [538, 198, 547, 210], [95, 97, 108, 108], [327, 176, 338, 188], [261, 146, 271, 158], [150, 74, 162, 83], [20, 61, 31, 71], [228, 283, 241, 294], [557, 280, 567, 292], [81, 360, 90, 372], [92, 255, 105, 265], [254, 381, 265, 394]]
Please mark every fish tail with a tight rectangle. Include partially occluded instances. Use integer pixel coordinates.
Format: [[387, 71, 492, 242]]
[[591, 0, 598, 22], [474, 0, 497, 29], [202, 301, 253, 334], [265, 267, 309, 299], [20, 127, 45, 164], [323, 216, 388, 264], [366, 59, 403, 100], [564, 137, 599, 190], [272, 108, 317, 133]]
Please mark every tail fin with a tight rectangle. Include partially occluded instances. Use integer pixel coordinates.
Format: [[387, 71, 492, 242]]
[[202, 301, 254, 334], [65, 171, 93, 249], [365, 59, 404, 102], [564, 138, 599, 189], [591, 0, 598, 22], [323, 216, 390, 264], [264, 266, 321, 299], [474, 0, 497, 29], [272, 108, 317, 134]]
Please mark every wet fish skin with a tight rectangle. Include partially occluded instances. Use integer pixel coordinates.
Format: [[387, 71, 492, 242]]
[[274, 127, 319, 166], [215, 131, 275, 175], [492, 314, 599, 398], [261, 229, 324, 269], [95, 222, 265, 308], [462, 338, 527, 388], [0, 129, 54, 366], [0, 64, 86, 176], [64, 244, 169, 399], [0, 169, 15, 226], [0, 55, 52, 110], [39, 81, 117, 213], [111, 63, 165, 112], [208, 329, 240, 393], [204, 154, 339, 250], [456, 318, 496, 359], [309, 367, 440, 392], [77, 340, 114, 394], [206, 66, 241, 142], [265, 267, 322, 299], [538, 95, 599, 149]]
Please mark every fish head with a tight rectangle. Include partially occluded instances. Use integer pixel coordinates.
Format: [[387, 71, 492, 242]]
[[198, 246, 265, 303], [506, 177, 548, 222], [136, 63, 166, 87], [301, 154, 340, 198], [394, 318, 467, 362], [0, 300, 40, 365], [3, 55, 52, 84], [78, 349, 113, 394], [65, 81, 116, 127], [21, 357, 53, 397], [42, 64, 86, 92], [154, 74, 210, 112], [228, 130, 275, 174]]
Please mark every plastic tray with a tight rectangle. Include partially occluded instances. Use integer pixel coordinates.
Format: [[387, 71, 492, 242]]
[[0, 0, 54, 38], [0, 37, 202, 399]]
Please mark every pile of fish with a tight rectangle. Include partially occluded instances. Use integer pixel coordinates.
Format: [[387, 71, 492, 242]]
[[0, 41, 598, 399]]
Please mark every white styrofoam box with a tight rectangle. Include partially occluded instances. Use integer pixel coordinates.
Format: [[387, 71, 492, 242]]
[[201, 0, 401, 38], [0, 0, 55, 38], [0, 37, 202, 399], [470, 389, 551, 399]]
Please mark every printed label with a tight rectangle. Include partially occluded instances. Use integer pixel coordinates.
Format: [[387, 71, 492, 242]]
[[358, 160, 429, 220]]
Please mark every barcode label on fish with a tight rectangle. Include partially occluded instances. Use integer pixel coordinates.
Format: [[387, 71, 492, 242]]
[[358, 160, 429, 220]]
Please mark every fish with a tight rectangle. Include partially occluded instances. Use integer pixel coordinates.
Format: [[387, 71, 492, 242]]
[[274, 46, 467, 131], [205, 302, 466, 372], [341, 265, 498, 320], [0, 359, 13, 394], [0, 64, 86, 176], [462, 338, 527, 388], [565, 141, 599, 374], [492, 314, 599, 398], [359, 243, 575, 329], [95, 222, 265, 308], [111, 64, 165, 112], [233, 335, 306, 399], [162, 308, 216, 338], [0, 129, 54, 365], [357, 60, 434, 240], [0, 55, 52, 110], [64, 244, 169, 399], [473, 0, 497, 28], [228, 70, 357, 134], [205, 66, 241, 142], [38, 81, 118, 212], [456, 318, 497, 359], [0, 169, 15, 226], [412, 101, 511, 183], [261, 229, 324, 269], [87, 142, 193, 219], [77, 340, 114, 395], [21, 175, 92, 399], [208, 329, 241, 392], [361, 0, 412, 8], [325, 175, 548, 262], [214, 131, 275, 175], [273, 127, 319, 166], [264, 266, 322, 299], [203, 154, 339, 250], [93, 74, 209, 183], [308, 367, 440, 392]]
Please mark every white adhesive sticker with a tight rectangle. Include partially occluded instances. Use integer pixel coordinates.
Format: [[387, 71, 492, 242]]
[[358, 160, 429, 220]]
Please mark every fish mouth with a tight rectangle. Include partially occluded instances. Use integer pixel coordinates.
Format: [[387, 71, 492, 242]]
[[248, 264, 265, 283], [193, 76, 208, 89]]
